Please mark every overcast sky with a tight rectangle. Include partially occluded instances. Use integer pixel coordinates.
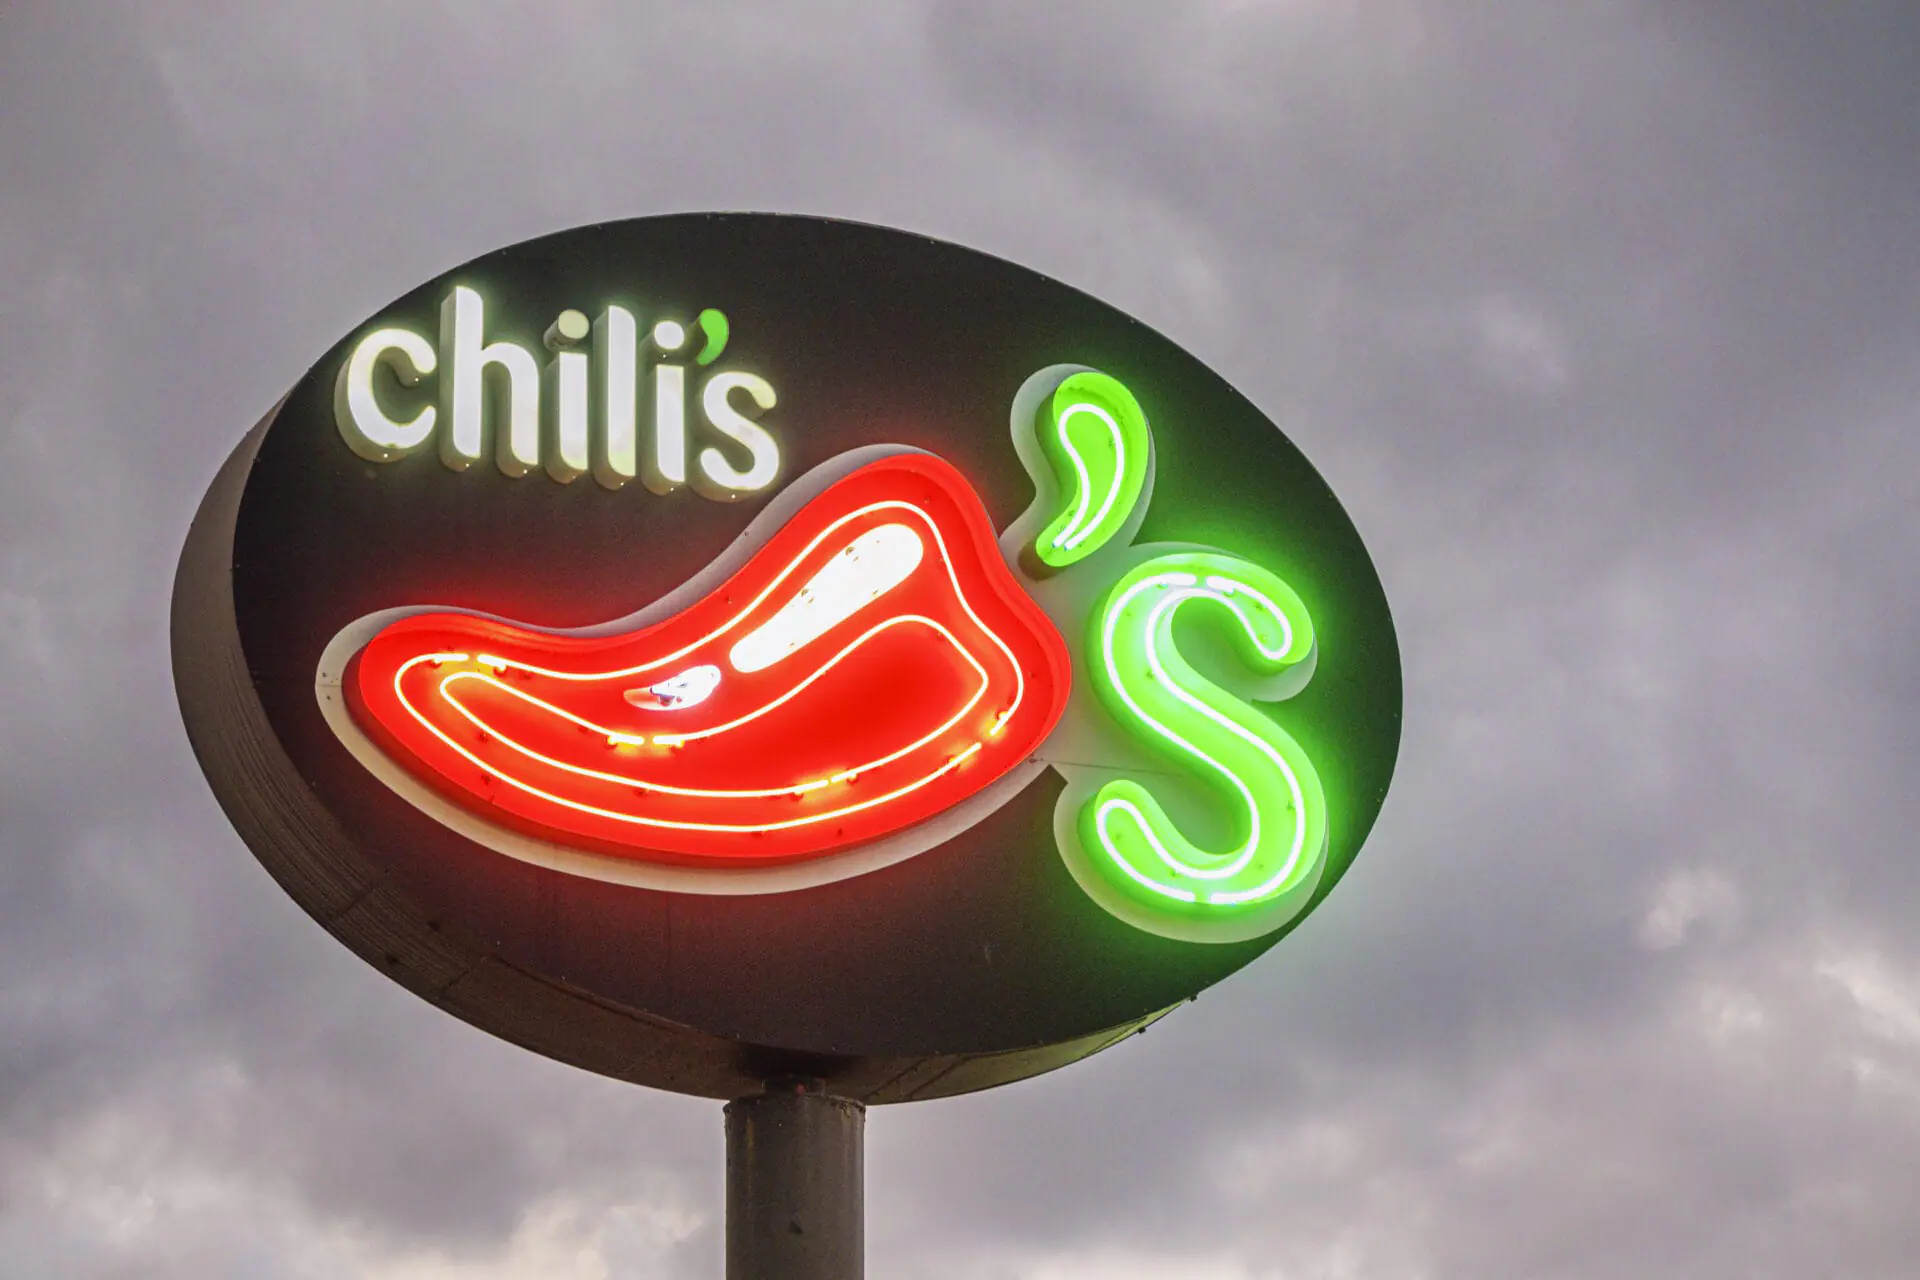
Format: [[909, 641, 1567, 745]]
[[3, 2, 1918, 1276]]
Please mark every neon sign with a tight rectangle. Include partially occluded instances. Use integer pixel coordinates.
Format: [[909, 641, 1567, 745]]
[[326, 452, 1070, 870], [321, 351, 1332, 940], [334, 287, 779, 499], [180, 212, 1400, 1100]]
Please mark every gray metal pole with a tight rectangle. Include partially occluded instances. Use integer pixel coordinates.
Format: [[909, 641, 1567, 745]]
[[725, 1079, 865, 1279]]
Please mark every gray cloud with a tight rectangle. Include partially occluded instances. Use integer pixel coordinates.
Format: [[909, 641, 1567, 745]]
[[1, 1, 1916, 1276]]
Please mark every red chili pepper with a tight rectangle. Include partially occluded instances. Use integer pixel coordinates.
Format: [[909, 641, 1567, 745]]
[[344, 452, 1071, 866]]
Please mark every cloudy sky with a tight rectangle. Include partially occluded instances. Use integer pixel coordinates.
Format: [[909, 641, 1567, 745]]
[[4, 2, 1918, 1276]]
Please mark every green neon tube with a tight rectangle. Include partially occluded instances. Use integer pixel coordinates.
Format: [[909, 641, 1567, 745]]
[[1032, 371, 1150, 569], [1081, 551, 1327, 914]]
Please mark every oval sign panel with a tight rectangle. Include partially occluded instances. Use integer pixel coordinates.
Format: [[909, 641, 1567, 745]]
[[173, 214, 1400, 1102]]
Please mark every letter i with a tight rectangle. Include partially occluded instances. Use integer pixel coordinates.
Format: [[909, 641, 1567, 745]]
[[644, 318, 689, 494], [593, 305, 639, 490], [543, 310, 591, 483]]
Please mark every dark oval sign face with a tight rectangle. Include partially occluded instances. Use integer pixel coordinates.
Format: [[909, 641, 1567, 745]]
[[173, 214, 1400, 1102]]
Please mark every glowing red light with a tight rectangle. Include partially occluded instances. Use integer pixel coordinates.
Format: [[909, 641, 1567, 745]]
[[344, 453, 1071, 866]]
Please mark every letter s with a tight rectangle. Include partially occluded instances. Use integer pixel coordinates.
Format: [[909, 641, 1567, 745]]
[[1074, 550, 1327, 936], [696, 371, 780, 498]]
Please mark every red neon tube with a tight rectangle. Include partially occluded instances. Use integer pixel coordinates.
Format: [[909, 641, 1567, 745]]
[[344, 452, 1071, 866]]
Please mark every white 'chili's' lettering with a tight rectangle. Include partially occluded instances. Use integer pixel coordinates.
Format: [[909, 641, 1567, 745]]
[[333, 287, 778, 501]]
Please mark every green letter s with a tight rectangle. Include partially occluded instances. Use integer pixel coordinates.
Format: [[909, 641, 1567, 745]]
[[1079, 551, 1328, 930]]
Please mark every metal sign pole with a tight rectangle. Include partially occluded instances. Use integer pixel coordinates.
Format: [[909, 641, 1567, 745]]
[[725, 1079, 865, 1279]]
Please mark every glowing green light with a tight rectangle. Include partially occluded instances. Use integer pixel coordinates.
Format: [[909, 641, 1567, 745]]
[[1081, 552, 1327, 915], [695, 308, 730, 365], [1032, 371, 1150, 569]]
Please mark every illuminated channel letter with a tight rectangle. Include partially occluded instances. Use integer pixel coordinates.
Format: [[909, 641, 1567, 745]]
[[441, 285, 541, 475], [646, 319, 688, 493], [1032, 371, 1151, 569], [697, 372, 781, 498], [545, 309, 591, 483], [335, 328, 437, 461], [593, 305, 639, 490], [1082, 551, 1327, 917], [334, 452, 1071, 866]]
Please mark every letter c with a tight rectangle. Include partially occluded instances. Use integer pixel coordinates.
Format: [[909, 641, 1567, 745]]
[[335, 328, 438, 462]]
